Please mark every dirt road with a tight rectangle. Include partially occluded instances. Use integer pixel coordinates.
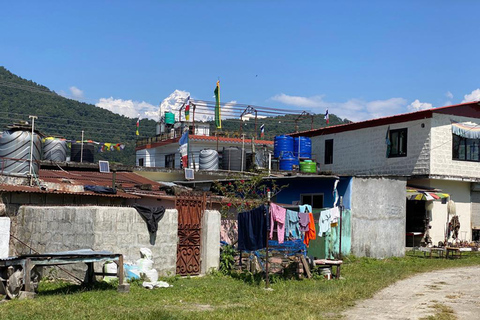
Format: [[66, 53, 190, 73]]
[[343, 266, 480, 320]]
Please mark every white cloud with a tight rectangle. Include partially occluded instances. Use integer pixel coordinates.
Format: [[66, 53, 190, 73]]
[[407, 99, 433, 112], [446, 91, 453, 100], [96, 97, 158, 120], [271, 93, 407, 122], [69, 86, 84, 99], [462, 88, 480, 102]]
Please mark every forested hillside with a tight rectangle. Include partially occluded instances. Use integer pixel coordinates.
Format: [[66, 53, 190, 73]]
[[0, 67, 156, 165], [0, 67, 350, 165]]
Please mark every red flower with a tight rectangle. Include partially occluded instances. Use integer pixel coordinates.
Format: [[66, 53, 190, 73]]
[[228, 182, 232, 185], [227, 203, 232, 207], [240, 180, 245, 183]]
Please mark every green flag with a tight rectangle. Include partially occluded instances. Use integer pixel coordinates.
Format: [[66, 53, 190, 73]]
[[214, 81, 221, 129]]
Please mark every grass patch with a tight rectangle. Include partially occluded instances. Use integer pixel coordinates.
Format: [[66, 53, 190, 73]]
[[420, 303, 457, 320], [1, 252, 479, 319]]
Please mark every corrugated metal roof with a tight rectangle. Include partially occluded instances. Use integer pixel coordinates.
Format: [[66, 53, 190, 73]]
[[0, 169, 172, 199], [0, 183, 140, 198]]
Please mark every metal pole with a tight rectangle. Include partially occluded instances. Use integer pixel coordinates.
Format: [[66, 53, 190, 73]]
[[266, 191, 271, 288], [80, 130, 84, 163], [241, 134, 245, 172], [339, 196, 343, 259], [28, 115, 37, 186], [268, 152, 271, 176]]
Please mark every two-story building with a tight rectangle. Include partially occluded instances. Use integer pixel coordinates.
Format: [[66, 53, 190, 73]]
[[292, 101, 480, 247]]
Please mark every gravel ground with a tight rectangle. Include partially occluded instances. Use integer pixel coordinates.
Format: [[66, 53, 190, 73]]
[[343, 266, 480, 320]]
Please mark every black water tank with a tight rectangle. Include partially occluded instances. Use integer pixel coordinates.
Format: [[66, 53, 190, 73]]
[[71, 142, 94, 163], [222, 147, 246, 171]]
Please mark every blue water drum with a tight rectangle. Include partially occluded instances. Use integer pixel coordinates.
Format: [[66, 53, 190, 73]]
[[274, 135, 294, 158], [279, 151, 299, 171], [294, 136, 312, 159]]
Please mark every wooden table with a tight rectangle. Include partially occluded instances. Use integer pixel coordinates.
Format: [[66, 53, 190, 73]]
[[313, 259, 343, 279], [446, 247, 461, 259]]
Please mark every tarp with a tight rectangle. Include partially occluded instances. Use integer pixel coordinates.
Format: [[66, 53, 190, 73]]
[[451, 121, 480, 139], [406, 186, 449, 201]]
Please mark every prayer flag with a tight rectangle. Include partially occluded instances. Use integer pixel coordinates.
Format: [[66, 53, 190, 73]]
[[185, 96, 190, 121], [214, 81, 221, 128], [260, 124, 265, 138], [324, 109, 329, 125], [179, 131, 189, 168], [136, 117, 140, 136]]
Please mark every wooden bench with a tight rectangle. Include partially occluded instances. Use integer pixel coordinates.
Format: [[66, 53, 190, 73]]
[[313, 259, 343, 279]]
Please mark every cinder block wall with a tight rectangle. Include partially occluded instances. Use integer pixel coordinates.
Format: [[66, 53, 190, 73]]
[[13, 206, 178, 276], [350, 177, 406, 258], [311, 119, 431, 176], [430, 114, 480, 179]]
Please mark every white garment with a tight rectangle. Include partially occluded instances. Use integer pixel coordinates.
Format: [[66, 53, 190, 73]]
[[330, 206, 340, 224], [318, 209, 332, 237]]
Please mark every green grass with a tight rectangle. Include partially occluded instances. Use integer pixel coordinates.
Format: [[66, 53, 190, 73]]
[[1, 252, 480, 320]]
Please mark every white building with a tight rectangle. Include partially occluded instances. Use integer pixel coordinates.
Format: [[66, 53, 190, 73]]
[[135, 122, 273, 170], [293, 102, 480, 246]]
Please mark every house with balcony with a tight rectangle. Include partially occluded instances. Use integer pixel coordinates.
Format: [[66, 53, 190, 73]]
[[291, 101, 480, 247], [135, 121, 273, 171]]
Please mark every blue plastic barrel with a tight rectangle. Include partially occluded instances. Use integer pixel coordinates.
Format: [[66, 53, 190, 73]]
[[279, 151, 299, 171], [274, 135, 294, 158], [294, 137, 312, 159]]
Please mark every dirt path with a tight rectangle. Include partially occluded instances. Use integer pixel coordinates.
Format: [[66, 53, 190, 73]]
[[343, 266, 480, 320]]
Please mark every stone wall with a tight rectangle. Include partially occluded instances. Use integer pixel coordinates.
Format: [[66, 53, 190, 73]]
[[350, 177, 406, 258], [12, 206, 178, 276]]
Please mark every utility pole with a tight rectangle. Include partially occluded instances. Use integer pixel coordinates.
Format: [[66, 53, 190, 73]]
[[28, 115, 38, 186], [80, 130, 84, 163]]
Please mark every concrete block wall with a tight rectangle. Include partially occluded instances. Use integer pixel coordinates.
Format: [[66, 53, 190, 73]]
[[311, 119, 431, 176], [13, 206, 178, 276], [136, 148, 156, 167], [200, 210, 220, 274], [0, 217, 10, 258], [472, 191, 480, 229], [350, 177, 406, 258], [430, 114, 480, 179]]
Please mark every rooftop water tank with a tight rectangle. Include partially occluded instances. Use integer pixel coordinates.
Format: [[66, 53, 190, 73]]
[[70, 142, 94, 163], [294, 137, 312, 159], [222, 147, 246, 171], [300, 160, 316, 173], [279, 151, 298, 171], [199, 149, 219, 170], [43, 138, 68, 162], [0, 130, 42, 177], [165, 112, 175, 125], [274, 135, 294, 158]]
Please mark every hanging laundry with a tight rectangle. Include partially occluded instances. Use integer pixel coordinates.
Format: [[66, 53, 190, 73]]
[[299, 204, 312, 213], [285, 209, 301, 240], [269, 203, 286, 244], [298, 212, 310, 232], [237, 205, 268, 251], [303, 212, 316, 247], [318, 209, 332, 237], [330, 206, 340, 224]]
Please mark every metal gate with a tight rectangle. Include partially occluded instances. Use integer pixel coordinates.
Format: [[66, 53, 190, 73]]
[[175, 193, 207, 275]]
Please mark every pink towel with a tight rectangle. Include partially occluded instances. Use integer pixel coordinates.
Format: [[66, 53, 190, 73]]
[[270, 203, 286, 244]]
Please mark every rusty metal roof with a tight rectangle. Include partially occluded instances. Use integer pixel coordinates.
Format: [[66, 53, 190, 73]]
[[0, 169, 173, 199], [0, 183, 140, 199]]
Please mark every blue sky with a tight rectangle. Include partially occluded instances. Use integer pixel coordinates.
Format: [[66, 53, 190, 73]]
[[2, 1, 480, 122]]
